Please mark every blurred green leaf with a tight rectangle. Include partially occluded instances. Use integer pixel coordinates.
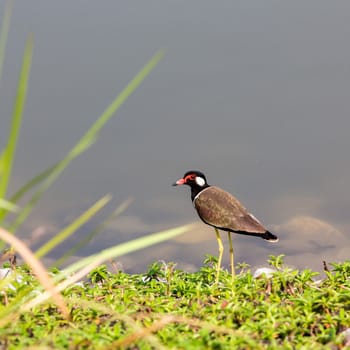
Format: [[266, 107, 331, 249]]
[[0, 0, 12, 83], [0, 198, 18, 212], [35, 194, 112, 259], [59, 224, 193, 278], [54, 197, 133, 267], [0, 35, 33, 211]]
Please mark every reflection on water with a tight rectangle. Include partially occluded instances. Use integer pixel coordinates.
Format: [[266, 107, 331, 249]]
[[2, 1, 350, 273]]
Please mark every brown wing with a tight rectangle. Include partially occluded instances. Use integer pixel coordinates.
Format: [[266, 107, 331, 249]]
[[194, 186, 266, 234]]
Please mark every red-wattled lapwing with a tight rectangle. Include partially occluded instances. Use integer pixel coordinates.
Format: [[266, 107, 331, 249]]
[[173, 170, 278, 282]]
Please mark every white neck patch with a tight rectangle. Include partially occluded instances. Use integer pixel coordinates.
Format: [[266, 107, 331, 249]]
[[195, 176, 206, 187]]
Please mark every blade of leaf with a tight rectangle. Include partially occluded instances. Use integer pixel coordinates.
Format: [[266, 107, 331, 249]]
[[0, 226, 70, 320], [35, 194, 111, 259], [59, 223, 194, 278], [0, 35, 33, 212], [0, 0, 12, 84], [0, 150, 4, 175], [0, 198, 18, 212], [9, 163, 56, 203], [54, 197, 133, 267]]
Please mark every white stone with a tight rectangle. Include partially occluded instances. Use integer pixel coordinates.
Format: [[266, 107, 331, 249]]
[[253, 267, 276, 279]]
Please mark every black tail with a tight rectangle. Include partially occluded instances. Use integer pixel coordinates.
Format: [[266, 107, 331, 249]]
[[230, 229, 279, 242], [262, 230, 279, 242]]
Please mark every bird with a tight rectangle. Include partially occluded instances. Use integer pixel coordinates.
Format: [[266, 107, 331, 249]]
[[173, 170, 278, 283]]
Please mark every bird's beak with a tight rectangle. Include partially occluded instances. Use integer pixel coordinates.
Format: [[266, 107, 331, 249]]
[[172, 178, 185, 186]]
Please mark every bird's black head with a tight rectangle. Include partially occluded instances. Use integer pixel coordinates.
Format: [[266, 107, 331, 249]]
[[173, 170, 208, 187], [173, 170, 210, 200]]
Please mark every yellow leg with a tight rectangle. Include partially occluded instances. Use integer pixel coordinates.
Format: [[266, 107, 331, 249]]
[[228, 231, 235, 280], [214, 228, 224, 283]]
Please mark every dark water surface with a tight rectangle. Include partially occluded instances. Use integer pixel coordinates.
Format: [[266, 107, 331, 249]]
[[1, 1, 350, 273]]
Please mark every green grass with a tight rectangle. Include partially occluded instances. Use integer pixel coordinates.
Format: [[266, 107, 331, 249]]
[[0, 256, 349, 349]]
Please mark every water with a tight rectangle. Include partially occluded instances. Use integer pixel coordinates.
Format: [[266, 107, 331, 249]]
[[1, 1, 350, 273]]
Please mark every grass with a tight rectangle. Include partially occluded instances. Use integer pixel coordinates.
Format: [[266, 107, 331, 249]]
[[0, 256, 349, 349]]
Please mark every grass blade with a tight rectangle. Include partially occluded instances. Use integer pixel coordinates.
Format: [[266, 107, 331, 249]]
[[0, 0, 12, 84], [35, 194, 111, 259], [0, 198, 18, 212], [9, 164, 57, 203], [53, 197, 133, 267], [59, 223, 194, 278], [0, 226, 69, 320], [0, 35, 33, 214]]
